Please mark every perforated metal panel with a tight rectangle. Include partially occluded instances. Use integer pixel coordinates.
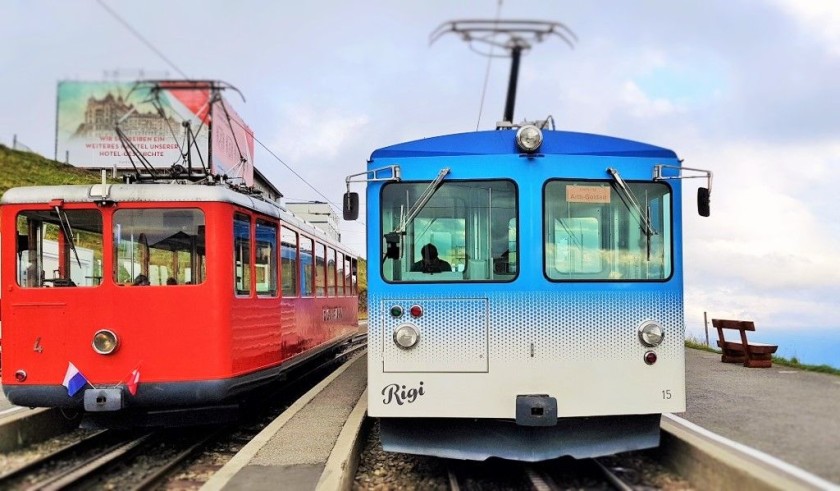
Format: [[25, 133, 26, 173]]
[[382, 298, 488, 372], [370, 290, 683, 368], [489, 290, 684, 361]]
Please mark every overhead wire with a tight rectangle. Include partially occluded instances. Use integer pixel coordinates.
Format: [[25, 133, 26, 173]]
[[225, 116, 347, 216], [475, 0, 504, 131], [96, 0, 189, 79], [97, 0, 349, 219]]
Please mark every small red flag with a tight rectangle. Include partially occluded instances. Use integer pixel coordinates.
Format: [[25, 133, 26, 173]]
[[124, 367, 140, 396]]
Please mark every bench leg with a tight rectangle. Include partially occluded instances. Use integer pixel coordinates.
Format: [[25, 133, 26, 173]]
[[721, 351, 746, 364], [744, 356, 773, 368]]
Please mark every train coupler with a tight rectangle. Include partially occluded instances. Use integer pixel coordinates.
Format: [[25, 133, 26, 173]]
[[83, 388, 124, 411], [516, 394, 558, 426]]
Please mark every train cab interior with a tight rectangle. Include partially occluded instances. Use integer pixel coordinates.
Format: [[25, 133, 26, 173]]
[[13, 207, 206, 288], [380, 179, 517, 282]]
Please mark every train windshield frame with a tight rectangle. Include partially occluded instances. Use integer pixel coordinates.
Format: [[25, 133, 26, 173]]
[[15, 209, 104, 287], [380, 179, 518, 283], [543, 179, 672, 281]]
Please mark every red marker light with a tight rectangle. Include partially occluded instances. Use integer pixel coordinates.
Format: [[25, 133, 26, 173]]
[[15, 370, 27, 382], [410, 305, 423, 318], [644, 351, 657, 365]]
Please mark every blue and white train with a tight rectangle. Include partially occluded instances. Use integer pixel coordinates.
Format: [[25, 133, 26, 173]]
[[344, 124, 710, 461]]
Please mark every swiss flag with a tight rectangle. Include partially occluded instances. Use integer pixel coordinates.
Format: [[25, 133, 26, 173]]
[[124, 367, 141, 396]]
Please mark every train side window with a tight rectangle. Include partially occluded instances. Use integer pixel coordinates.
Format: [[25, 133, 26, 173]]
[[344, 255, 352, 295], [281, 227, 298, 297], [351, 258, 358, 294], [327, 248, 337, 297], [234, 214, 251, 295], [255, 220, 278, 297], [335, 252, 342, 295], [315, 243, 326, 296], [16, 209, 103, 287], [300, 236, 314, 297]]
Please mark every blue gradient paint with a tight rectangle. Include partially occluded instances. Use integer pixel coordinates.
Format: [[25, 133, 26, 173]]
[[364, 128, 691, 460]]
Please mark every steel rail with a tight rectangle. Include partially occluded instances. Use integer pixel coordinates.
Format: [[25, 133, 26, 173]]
[[0, 429, 109, 485], [592, 458, 636, 491], [31, 433, 154, 491], [129, 430, 223, 491], [524, 465, 559, 491]]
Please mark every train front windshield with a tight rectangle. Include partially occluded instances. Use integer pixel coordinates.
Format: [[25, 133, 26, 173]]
[[14, 208, 206, 287], [380, 178, 671, 282], [381, 180, 517, 282], [544, 180, 672, 281], [16, 209, 103, 287], [113, 209, 206, 286]]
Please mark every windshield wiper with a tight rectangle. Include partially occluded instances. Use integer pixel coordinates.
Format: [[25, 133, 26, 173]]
[[54, 205, 82, 268], [607, 168, 656, 238], [396, 167, 450, 235], [607, 167, 658, 261], [383, 167, 450, 258]]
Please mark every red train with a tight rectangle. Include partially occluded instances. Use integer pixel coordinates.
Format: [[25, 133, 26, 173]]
[[0, 182, 359, 423]]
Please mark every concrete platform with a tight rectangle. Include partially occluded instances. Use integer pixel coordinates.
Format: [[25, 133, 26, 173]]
[[0, 384, 15, 412], [202, 353, 368, 491], [680, 348, 840, 485], [1, 382, 33, 423]]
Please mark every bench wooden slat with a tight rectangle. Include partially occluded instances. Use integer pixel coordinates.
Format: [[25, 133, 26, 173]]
[[712, 319, 756, 331], [711, 318, 778, 368], [743, 343, 777, 354]]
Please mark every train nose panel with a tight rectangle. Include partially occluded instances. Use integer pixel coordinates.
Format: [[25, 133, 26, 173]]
[[383, 298, 488, 373]]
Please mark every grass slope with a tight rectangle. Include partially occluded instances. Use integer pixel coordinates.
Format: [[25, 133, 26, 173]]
[[0, 144, 105, 195]]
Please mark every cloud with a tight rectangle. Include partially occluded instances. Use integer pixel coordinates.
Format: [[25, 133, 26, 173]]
[[682, 139, 840, 327], [271, 104, 370, 163], [685, 282, 840, 330], [619, 80, 683, 119], [770, 0, 840, 57]]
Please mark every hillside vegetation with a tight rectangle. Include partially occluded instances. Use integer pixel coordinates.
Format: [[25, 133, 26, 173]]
[[0, 144, 106, 195], [0, 144, 370, 315]]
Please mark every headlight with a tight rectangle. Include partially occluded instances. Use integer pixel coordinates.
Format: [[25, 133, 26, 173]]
[[638, 321, 664, 347], [393, 324, 420, 349], [515, 125, 543, 153], [93, 329, 119, 354]]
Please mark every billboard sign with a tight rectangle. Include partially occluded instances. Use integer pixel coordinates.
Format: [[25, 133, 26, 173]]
[[211, 96, 254, 186], [56, 81, 253, 186]]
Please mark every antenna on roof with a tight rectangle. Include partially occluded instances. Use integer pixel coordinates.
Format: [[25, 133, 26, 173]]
[[430, 20, 576, 125]]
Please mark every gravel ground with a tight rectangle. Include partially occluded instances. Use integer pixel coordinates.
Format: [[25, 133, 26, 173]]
[[354, 419, 695, 490], [354, 421, 450, 490]]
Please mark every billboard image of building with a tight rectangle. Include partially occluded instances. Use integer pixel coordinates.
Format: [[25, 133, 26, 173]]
[[56, 80, 254, 186]]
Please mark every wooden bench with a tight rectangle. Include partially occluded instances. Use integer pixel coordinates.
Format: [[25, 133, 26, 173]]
[[712, 319, 779, 368]]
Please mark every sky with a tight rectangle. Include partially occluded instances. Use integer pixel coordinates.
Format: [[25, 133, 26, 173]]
[[1, 0, 839, 333]]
